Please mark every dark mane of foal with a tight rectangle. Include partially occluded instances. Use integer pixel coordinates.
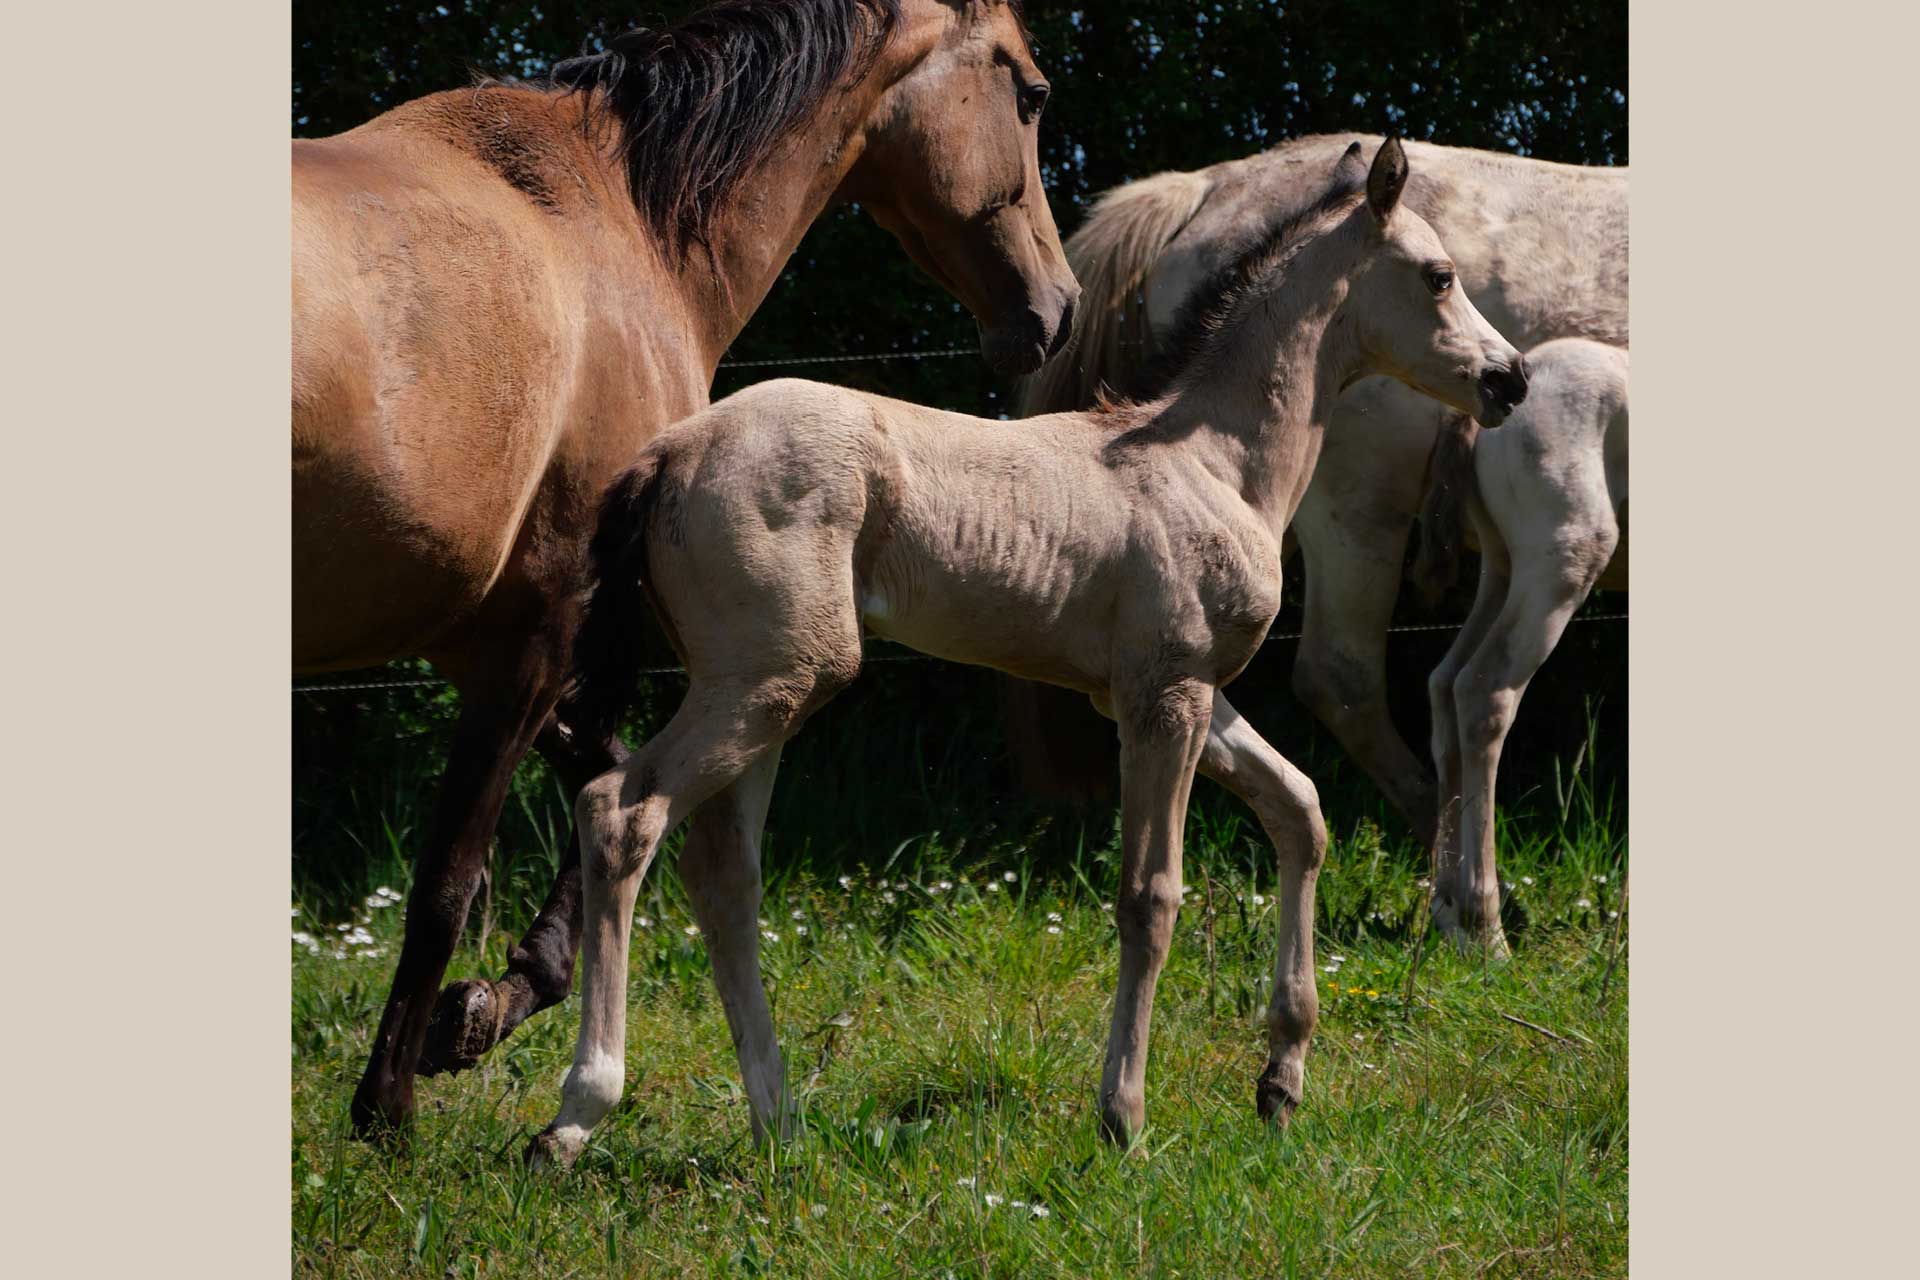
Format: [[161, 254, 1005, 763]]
[[534, 0, 905, 250], [1106, 159, 1369, 410]]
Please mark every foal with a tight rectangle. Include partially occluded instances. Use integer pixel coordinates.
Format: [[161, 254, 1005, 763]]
[[1415, 337, 1628, 953], [530, 139, 1528, 1167]]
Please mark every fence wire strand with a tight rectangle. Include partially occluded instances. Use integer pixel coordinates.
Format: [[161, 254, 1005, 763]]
[[293, 612, 1626, 695]]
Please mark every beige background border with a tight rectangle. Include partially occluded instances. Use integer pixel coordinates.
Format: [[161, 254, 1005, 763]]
[[7, 2, 1913, 1274]]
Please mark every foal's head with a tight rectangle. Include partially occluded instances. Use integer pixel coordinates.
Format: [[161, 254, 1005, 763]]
[[841, 0, 1080, 376], [1319, 139, 1530, 424]]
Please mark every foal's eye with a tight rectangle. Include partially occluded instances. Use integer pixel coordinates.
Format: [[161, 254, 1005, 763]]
[[1020, 82, 1050, 122], [1425, 268, 1455, 296]]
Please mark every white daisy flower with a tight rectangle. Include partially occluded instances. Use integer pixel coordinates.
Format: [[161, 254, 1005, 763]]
[[1003, 871, 1017, 883], [986, 883, 1001, 894], [762, 930, 780, 943], [684, 924, 701, 937], [984, 1193, 1004, 1208], [1046, 911, 1062, 922], [1576, 898, 1592, 909], [956, 1176, 976, 1189], [1030, 1204, 1050, 1218], [1046, 925, 1061, 935]]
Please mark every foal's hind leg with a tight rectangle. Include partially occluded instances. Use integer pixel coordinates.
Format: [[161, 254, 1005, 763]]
[[1195, 692, 1327, 1126], [528, 656, 855, 1169], [1098, 678, 1213, 1146]]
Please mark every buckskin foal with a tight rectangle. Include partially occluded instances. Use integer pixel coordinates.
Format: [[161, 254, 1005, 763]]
[[531, 139, 1527, 1166]]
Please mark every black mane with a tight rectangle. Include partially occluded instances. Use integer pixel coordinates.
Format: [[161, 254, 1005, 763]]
[[1123, 154, 1370, 403], [543, 0, 904, 250]]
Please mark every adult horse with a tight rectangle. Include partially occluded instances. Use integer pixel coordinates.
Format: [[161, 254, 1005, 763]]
[[293, 0, 1077, 1138], [1014, 135, 1623, 947]]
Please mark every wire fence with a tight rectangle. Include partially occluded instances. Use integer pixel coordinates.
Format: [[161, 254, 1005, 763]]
[[293, 611, 1627, 695], [716, 346, 977, 370]]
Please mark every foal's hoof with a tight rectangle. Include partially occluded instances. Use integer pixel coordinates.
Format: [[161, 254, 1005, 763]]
[[1097, 1090, 1147, 1149], [1255, 1062, 1301, 1127], [524, 1128, 585, 1173], [420, 979, 503, 1077]]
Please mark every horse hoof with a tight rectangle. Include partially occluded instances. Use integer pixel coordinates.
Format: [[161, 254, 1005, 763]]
[[525, 1128, 584, 1173], [1255, 1062, 1301, 1127], [348, 1088, 413, 1148], [1097, 1091, 1146, 1149], [420, 979, 501, 1077]]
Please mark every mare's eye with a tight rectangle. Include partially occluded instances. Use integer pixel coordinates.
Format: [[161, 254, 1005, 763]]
[[1426, 268, 1454, 296], [1020, 82, 1050, 122]]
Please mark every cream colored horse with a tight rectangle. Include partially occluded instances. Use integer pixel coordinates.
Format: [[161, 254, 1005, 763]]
[[1415, 337, 1628, 952], [528, 139, 1528, 1167], [1016, 136, 1625, 948]]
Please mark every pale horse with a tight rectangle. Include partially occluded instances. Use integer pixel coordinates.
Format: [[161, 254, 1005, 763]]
[[1015, 135, 1625, 950], [527, 138, 1529, 1168], [1413, 337, 1628, 949]]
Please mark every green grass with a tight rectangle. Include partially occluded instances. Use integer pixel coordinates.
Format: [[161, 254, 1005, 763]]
[[292, 790, 1627, 1278]]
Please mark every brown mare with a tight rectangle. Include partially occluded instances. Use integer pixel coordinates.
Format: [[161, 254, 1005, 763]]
[[292, 0, 1077, 1138]]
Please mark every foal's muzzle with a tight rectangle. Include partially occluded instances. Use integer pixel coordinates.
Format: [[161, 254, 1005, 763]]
[[1477, 353, 1530, 425]]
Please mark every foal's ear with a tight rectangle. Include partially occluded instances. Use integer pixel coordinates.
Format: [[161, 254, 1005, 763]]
[[1367, 136, 1409, 222], [1332, 140, 1367, 192]]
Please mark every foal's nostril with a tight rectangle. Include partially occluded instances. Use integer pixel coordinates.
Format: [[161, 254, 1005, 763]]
[[1480, 358, 1529, 411]]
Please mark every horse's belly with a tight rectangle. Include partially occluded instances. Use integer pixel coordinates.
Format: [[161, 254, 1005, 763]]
[[292, 446, 517, 671]]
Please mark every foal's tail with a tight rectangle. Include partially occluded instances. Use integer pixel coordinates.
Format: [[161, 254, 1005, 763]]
[[1016, 166, 1213, 414], [1412, 412, 1483, 604], [568, 452, 671, 748]]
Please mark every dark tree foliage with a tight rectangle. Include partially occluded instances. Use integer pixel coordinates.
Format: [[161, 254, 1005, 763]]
[[292, 2, 1626, 897]]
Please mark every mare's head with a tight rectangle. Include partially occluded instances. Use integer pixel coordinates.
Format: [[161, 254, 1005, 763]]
[[841, 0, 1079, 375], [1319, 139, 1529, 423]]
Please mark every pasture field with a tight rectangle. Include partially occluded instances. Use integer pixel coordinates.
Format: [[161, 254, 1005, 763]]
[[292, 758, 1627, 1278]]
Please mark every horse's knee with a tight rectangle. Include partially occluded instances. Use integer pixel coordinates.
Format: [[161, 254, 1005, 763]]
[[1115, 877, 1182, 951], [1126, 678, 1211, 745], [1455, 681, 1520, 754]]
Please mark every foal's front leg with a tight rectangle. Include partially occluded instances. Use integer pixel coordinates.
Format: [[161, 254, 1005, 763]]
[[1195, 692, 1327, 1125], [1099, 679, 1213, 1145]]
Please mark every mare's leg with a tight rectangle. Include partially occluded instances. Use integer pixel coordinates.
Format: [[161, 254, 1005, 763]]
[[1291, 497, 1438, 847], [350, 644, 563, 1139], [1425, 542, 1510, 946], [1098, 678, 1213, 1145], [529, 652, 858, 1169], [1451, 531, 1615, 953], [1194, 692, 1328, 1125], [680, 746, 791, 1143], [420, 712, 628, 1077]]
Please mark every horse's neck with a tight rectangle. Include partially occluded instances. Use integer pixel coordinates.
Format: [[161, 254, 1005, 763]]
[[676, 85, 891, 372], [1154, 292, 1350, 537]]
